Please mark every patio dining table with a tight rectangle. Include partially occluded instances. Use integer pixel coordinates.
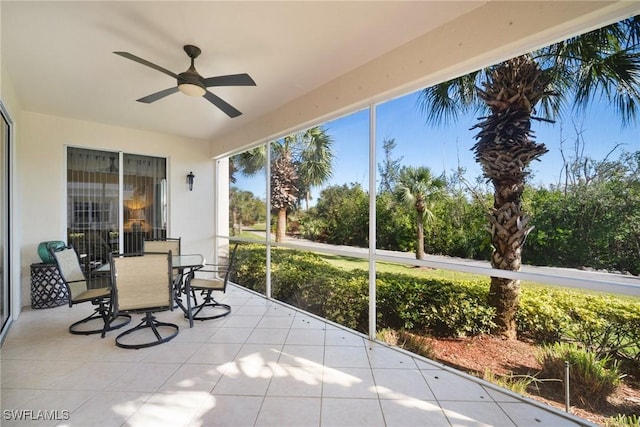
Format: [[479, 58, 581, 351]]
[[171, 254, 205, 327]]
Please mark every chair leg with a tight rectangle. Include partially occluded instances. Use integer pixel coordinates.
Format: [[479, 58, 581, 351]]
[[100, 311, 132, 338], [190, 290, 231, 321], [69, 302, 131, 337], [115, 312, 179, 349]]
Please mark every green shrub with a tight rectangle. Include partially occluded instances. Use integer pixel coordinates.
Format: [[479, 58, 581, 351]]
[[537, 342, 623, 408], [376, 274, 495, 337], [518, 288, 572, 342], [231, 243, 267, 293], [519, 286, 640, 368], [376, 328, 436, 359], [325, 275, 369, 332], [606, 414, 640, 427], [565, 295, 640, 362], [482, 369, 539, 395], [233, 244, 640, 368]]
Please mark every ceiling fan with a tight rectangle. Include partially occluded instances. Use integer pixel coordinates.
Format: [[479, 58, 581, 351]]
[[114, 45, 256, 118]]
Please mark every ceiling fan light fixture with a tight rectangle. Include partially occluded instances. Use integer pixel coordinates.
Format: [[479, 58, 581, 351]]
[[178, 82, 206, 97]]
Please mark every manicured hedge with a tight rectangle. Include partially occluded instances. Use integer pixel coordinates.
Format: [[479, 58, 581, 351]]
[[232, 244, 640, 362], [375, 273, 495, 337]]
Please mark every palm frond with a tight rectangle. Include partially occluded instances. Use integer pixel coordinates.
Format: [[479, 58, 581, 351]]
[[232, 146, 267, 176], [573, 50, 640, 126], [533, 15, 640, 126], [297, 126, 335, 187], [418, 71, 485, 126]]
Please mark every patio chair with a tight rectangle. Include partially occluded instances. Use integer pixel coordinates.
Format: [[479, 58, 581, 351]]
[[186, 243, 238, 322], [143, 237, 183, 282], [51, 245, 131, 337], [143, 237, 181, 255], [143, 236, 199, 311], [111, 252, 178, 349]]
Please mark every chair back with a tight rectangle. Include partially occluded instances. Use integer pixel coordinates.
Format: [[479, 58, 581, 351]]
[[222, 243, 239, 286], [193, 243, 238, 290], [111, 253, 173, 312], [143, 238, 181, 255], [52, 246, 87, 299]]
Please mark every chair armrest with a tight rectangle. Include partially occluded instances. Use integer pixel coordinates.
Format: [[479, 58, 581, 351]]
[[187, 264, 229, 283], [196, 263, 228, 273]]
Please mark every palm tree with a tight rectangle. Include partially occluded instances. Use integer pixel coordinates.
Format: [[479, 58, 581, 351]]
[[296, 127, 335, 210], [419, 16, 640, 339], [233, 126, 334, 242], [395, 166, 445, 260], [271, 142, 298, 242]]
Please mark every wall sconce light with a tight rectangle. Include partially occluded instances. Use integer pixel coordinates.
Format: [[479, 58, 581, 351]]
[[187, 171, 195, 191]]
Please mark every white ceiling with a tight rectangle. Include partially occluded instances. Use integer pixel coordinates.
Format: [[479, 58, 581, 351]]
[[1, 1, 484, 141]]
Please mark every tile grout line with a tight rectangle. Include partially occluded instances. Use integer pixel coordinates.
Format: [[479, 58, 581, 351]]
[[251, 300, 289, 427]]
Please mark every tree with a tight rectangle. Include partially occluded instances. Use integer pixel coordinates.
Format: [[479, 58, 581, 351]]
[[395, 166, 445, 259], [315, 183, 369, 247], [296, 127, 335, 210], [418, 16, 640, 339], [378, 137, 403, 194], [229, 187, 266, 235], [233, 126, 334, 242], [232, 146, 267, 178], [375, 191, 414, 252], [271, 146, 298, 242], [526, 150, 640, 275]]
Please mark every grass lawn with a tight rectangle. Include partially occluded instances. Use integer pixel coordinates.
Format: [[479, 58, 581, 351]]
[[316, 252, 616, 294], [320, 253, 493, 282]]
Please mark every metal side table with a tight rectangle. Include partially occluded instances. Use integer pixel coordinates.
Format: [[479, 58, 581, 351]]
[[30, 263, 69, 308]]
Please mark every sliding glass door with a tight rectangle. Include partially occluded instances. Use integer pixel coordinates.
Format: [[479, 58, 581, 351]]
[[67, 148, 167, 270], [122, 153, 167, 253]]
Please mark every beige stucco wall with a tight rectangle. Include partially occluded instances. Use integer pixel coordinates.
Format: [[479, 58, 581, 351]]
[[16, 112, 215, 308]]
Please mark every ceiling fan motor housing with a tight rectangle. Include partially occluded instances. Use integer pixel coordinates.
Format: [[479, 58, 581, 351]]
[[178, 72, 205, 89], [178, 45, 206, 96], [178, 65, 206, 96]]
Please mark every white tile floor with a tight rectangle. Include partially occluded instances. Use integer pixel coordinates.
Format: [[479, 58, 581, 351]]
[[1, 284, 595, 427]]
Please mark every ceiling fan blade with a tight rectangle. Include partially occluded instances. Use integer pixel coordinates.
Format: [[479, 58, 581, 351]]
[[202, 73, 256, 87], [114, 51, 179, 79], [136, 87, 179, 103], [203, 91, 242, 118]]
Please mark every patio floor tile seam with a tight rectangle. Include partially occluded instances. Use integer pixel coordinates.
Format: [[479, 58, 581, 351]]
[[224, 284, 597, 427]]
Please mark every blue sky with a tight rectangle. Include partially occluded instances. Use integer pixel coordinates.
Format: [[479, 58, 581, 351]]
[[340, 91, 638, 187], [235, 89, 639, 202]]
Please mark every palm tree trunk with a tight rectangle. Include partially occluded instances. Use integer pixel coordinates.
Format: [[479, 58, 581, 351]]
[[416, 210, 425, 260], [276, 208, 287, 242], [232, 208, 239, 236], [487, 183, 530, 339], [473, 55, 550, 339]]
